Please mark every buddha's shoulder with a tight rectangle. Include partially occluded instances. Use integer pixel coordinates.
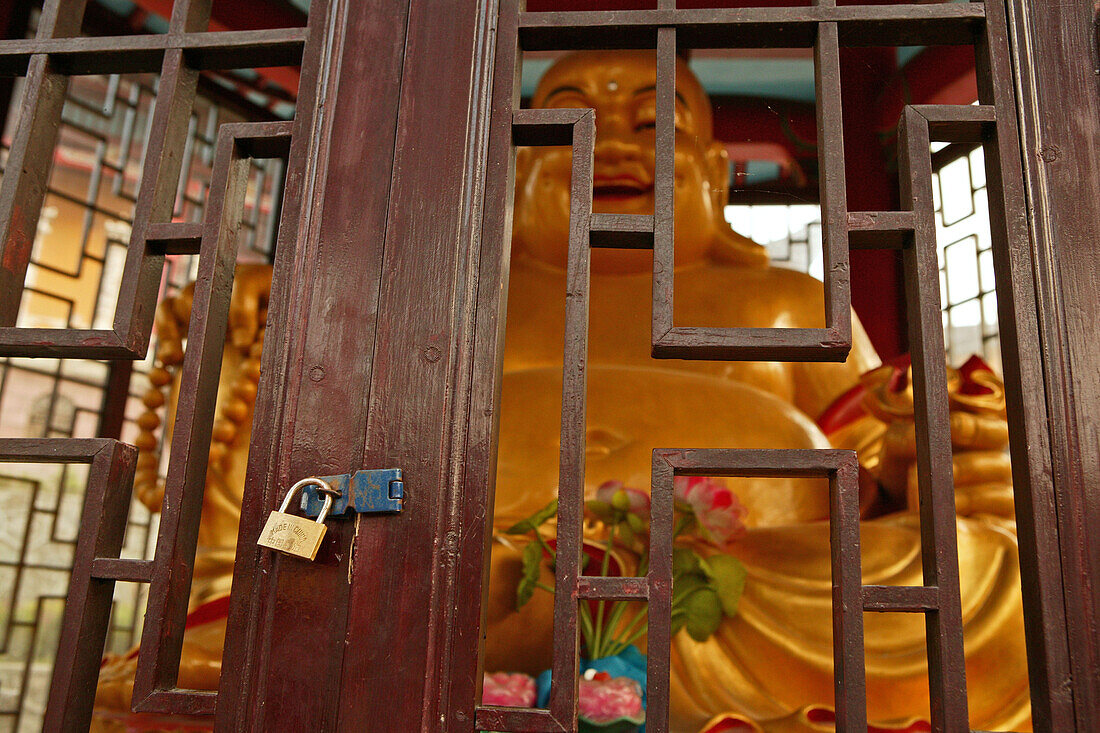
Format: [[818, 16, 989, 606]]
[[686, 262, 822, 290], [680, 263, 826, 320]]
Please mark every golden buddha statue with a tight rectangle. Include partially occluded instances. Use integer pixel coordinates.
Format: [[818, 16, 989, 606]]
[[486, 50, 1027, 732], [95, 50, 1028, 733]]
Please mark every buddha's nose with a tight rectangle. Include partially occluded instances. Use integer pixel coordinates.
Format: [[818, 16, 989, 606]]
[[594, 137, 640, 167]]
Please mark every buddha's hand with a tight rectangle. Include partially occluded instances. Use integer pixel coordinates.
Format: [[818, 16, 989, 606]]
[[865, 355, 1014, 518], [228, 263, 274, 350]]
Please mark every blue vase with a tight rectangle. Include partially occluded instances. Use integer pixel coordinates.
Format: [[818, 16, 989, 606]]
[[535, 645, 648, 732]]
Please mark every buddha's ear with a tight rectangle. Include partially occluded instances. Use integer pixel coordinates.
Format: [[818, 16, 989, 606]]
[[704, 140, 731, 214], [703, 140, 771, 268], [515, 147, 533, 188]]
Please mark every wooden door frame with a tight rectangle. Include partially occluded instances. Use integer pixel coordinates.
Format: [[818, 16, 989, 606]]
[[1006, 0, 1100, 728], [217, 0, 1100, 729], [216, 0, 499, 729]]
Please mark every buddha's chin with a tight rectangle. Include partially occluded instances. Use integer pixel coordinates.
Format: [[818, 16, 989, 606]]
[[593, 192, 653, 216]]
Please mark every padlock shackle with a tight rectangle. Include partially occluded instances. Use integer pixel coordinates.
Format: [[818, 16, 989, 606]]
[[280, 477, 336, 521]]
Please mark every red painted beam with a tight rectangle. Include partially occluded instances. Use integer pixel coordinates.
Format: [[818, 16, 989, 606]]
[[841, 47, 907, 359], [128, 0, 302, 96], [877, 45, 978, 132]]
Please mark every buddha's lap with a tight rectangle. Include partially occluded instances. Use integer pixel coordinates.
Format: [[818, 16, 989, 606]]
[[670, 514, 1027, 728], [486, 514, 1029, 730]]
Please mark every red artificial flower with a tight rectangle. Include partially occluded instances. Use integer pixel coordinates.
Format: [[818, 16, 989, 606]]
[[482, 672, 537, 708], [674, 476, 747, 548]]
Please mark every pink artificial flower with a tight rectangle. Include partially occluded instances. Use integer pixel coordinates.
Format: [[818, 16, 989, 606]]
[[482, 672, 537, 707], [595, 480, 650, 515], [578, 672, 644, 724], [674, 476, 747, 548]]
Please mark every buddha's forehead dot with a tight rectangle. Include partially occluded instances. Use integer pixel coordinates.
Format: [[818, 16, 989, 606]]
[[607, 80, 619, 92]]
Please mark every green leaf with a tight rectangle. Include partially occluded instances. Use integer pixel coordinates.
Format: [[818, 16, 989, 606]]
[[505, 498, 559, 535], [704, 555, 748, 618], [672, 573, 706, 605], [670, 612, 688, 637], [516, 541, 544, 609], [672, 547, 701, 578], [626, 512, 645, 533], [683, 588, 722, 642]]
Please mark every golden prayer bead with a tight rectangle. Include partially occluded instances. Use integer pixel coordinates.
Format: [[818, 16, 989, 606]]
[[142, 389, 166, 410], [137, 410, 161, 431]]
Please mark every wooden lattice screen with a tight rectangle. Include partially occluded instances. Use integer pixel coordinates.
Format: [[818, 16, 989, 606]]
[[464, 2, 1073, 732], [0, 0, 323, 729], [0, 0, 1079, 731]]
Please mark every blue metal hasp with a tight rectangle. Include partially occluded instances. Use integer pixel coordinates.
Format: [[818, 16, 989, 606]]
[[299, 469, 404, 518]]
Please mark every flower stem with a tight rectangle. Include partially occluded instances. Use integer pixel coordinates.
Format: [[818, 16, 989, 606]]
[[605, 606, 648, 657], [532, 531, 556, 560], [600, 601, 628, 658], [579, 600, 595, 652], [606, 608, 651, 657], [591, 523, 617, 660]]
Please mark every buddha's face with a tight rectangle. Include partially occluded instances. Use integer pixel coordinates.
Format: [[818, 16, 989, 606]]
[[513, 51, 731, 274]]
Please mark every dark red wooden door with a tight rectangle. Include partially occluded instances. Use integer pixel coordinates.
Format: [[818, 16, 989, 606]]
[[215, 0, 502, 729], [209, 2, 1100, 732]]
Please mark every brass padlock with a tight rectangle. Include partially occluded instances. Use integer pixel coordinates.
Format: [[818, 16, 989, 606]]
[[257, 477, 338, 561]]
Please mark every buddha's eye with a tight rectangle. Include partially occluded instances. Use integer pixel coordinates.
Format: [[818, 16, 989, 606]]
[[543, 92, 591, 109], [633, 107, 687, 133], [634, 119, 690, 134]]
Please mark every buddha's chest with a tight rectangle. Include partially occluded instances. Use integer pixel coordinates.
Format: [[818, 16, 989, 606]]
[[502, 263, 796, 402]]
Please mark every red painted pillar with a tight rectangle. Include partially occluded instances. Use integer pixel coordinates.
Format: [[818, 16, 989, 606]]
[[840, 47, 907, 359]]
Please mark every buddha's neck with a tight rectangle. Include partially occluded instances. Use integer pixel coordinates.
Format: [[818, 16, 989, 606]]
[[513, 249, 711, 276]]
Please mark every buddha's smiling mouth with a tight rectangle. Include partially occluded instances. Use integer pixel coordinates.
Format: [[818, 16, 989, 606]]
[[593, 175, 652, 201]]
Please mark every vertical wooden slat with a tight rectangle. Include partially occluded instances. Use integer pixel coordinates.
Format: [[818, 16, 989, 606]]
[[548, 110, 593, 732], [96, 360, 133, 440], [814, 21, 852, 349], [974, 0, 1076, 729], [897, 106, 970, 732], [0, 0, 89, 323], [650, 25, 676, 345], [1003, 0, 1100, 726], [36, 0, 88, 38], [453, 0, 522, 725], [43, 441, 137, 732], [0, 54, 69, 324], [646, 454, 674, 733], [331, 0, 491, 727], [830, 452, 866, 732], [132, 124, 250, 714], [110, 0, 212, 352], [0, 440, 136, 732], [111, 51, 201, 352]]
